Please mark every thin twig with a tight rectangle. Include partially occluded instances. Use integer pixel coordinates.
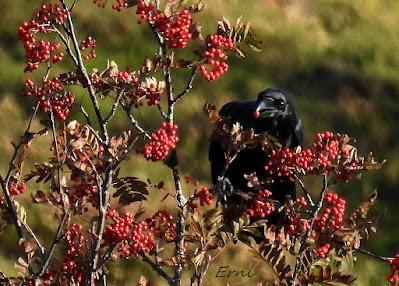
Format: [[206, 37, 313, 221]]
[[294, 174, 314, 207], [357, 248, 390, 262], [19, 218, 45, 257], [51, 27, 79, 66], [80, 105, 92, 126], [140, 253, 173, 284], [59, 0, 107, 142], [173, 66, 198, 103], [290, 173, 329, 286], [157, 104, 168, 120], [35, 211, 70, 278], [104, 92, 123, 124], [0, 103, 40, 240], [122, 105, 151, 140]]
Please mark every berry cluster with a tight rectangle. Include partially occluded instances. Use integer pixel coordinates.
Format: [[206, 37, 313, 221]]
[[69, 171, 98, 210], [188, 187, 214, 209], [247, 189, 276, 218], [58, 224, 87, 285], [103, 210, 176, 258], [388, 254, 399, 285], [136, 1, 193, 49], [265, 132, 364, 182], [147, 211, 176, 241], [17, 3, 67, 72], [316, 243, 331, 258], [104, 211, 134, 243], [79, 37, 97, 61], [283, 197, 310, 236], [65, 224, 86, 256], [24, 78, 75, 121], [314, 192, 346, 234], [199, 34, 234, 81], [143, 122, 178, 161], [8, 182, 27, 196]]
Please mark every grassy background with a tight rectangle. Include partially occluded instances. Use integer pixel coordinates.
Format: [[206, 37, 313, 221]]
[[1, 0, 399, 285]]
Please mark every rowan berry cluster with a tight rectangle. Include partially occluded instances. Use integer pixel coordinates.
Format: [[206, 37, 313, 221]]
[[136, 1, 193, 49], [79, 37, 97, 61], [17, 3, 67, 72], [314, 192, 346, 234], [69, 172, 98, 209], [316, 243, 331, 258], [8, 182, 27, 196], [147, 211, 176, 241], [58, 224, 87, 285], [143, 122, 179, 161], [247, 189, 276, 218], [32, 224, 88, 285], [24, 78, 75, 121], [283, 197, 311, 236], [103, 210, 176, 258], [265, 132, 363, 182], [199, 34, 234, 81], [388, 254, 399, 285], [104, 211, 134, 243]]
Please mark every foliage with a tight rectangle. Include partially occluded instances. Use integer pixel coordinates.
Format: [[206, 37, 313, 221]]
[[0, 1, 397, 286]]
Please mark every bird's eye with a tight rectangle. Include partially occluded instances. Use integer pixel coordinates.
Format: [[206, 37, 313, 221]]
[[275, 99, 286, 109]]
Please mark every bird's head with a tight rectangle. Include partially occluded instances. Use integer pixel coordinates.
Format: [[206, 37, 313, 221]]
[[253, 88, 295, 119]]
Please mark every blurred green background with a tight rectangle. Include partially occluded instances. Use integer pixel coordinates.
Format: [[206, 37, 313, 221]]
[[1, 0, 399, 285]]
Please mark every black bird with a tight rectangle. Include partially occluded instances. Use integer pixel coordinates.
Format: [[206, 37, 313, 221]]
[[209, 87, 304, 210]]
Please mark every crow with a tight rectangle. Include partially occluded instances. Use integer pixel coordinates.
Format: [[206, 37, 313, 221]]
[[209, 87, 304, 210]]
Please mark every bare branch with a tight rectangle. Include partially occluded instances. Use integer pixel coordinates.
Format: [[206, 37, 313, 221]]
[[80, 104, 92, 126], [0, 102, 40, 241], [140, 253, 173, 285], [51, 26, 78, 66], [35, 211, 70, 278], [357, 248, 390, 262], [173, 66, 198, 103], [122, 105, 151, 140], [294, 174, 314, 207], [290, 173, 329, 286], [104, 92, 123, 124], [59, 0, 108, 143]]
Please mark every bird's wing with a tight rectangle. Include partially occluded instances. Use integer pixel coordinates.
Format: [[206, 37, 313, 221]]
[[219, 101, 256, 128]]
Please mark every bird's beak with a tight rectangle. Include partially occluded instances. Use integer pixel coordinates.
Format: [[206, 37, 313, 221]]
[[253, 97, 276, 118]]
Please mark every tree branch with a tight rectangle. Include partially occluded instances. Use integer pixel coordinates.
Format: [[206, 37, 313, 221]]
[[290, 173, 329, 286], [59, 0, 108, 143], [173, 66, 198, 103], [122, 105, 151, 140], [140, 253, 174, 285], [104, 92, 123, 124], [294, 174, 314, 207]]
